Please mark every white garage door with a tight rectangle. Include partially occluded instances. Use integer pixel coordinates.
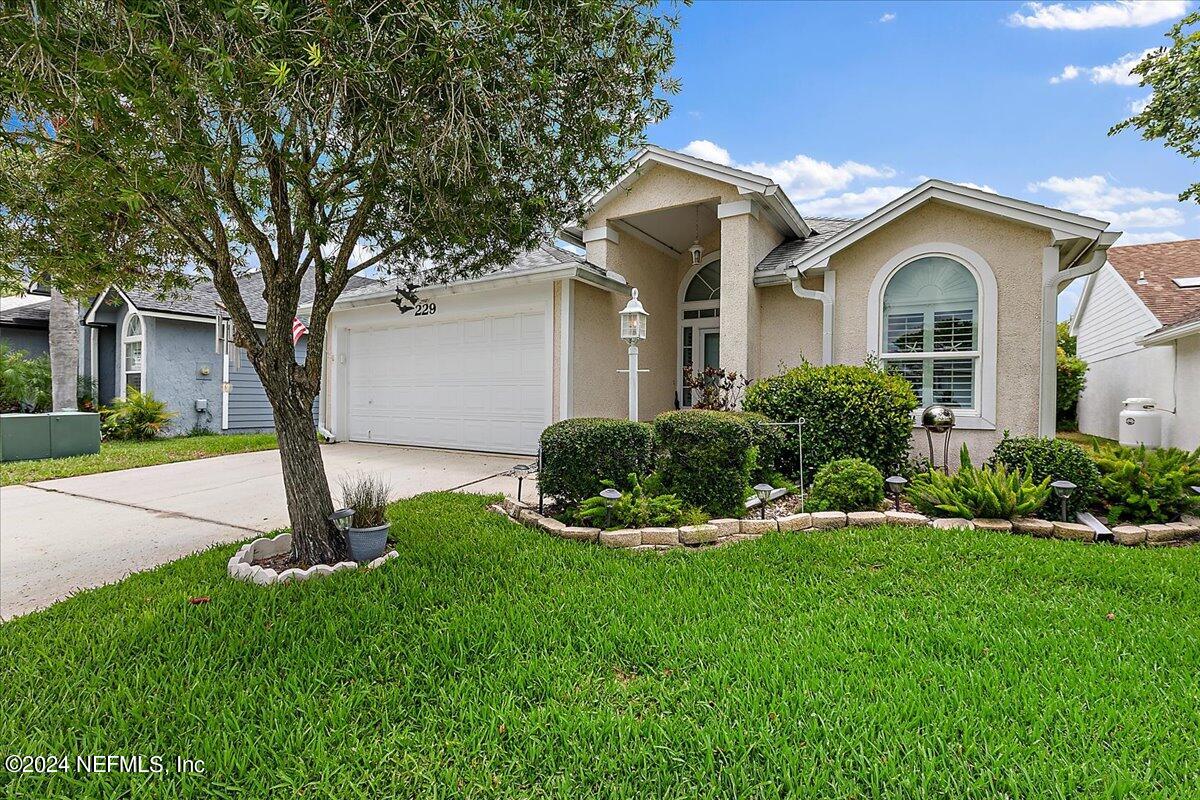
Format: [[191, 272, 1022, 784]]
[[343, 310, 547, 454]]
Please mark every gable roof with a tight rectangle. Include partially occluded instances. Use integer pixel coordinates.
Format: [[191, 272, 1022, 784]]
[[88, 273, 382, 325], [754, 217, 859, 277], [1105, 239, 1200, 330], [763, 179, 1113, 282], [581, 145, 811, 240]]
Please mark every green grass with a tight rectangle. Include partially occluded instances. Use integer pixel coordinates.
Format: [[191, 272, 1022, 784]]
[[3, 492, 1199, 798], [1057, 429, 1119, 452], [0, 433, 278, 485]]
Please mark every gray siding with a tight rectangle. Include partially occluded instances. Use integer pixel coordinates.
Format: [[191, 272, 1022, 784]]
[[225, 337, 319, 432], [0, 326, 49, 357], [145, 317, 224, 435]]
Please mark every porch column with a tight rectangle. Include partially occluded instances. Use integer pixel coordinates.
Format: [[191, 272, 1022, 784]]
[[717, 202, 758, 379]]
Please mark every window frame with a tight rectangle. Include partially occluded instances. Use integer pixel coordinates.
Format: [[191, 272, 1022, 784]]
[[866, 243, 998, 430], [121, 311, 146, 399]]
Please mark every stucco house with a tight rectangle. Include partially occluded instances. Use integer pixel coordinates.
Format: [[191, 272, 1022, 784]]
[[80, 272, 378, 435], [1073, 239, 1200, 450], [306, 145, 1120, 457]]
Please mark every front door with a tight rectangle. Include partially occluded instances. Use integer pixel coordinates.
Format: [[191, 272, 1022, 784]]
[[681, 324, 720, 407]]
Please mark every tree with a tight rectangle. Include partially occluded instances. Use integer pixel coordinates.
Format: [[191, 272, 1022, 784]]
[[48, 288, 78, 412], [1, 1, 679, 565], [1056, 322, 1087, 431], [1111, 11, 1200, 200]]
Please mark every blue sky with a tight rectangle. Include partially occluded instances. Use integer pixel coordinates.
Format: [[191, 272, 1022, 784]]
[[646, 0, 1195, 318]]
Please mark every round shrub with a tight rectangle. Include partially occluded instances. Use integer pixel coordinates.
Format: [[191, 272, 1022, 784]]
[[743, 363, 918, 485], [653, 410, 754, 518], [985, 432, 1099, 516], [539, 418, 654, 506], [807, 458, 885, 512]]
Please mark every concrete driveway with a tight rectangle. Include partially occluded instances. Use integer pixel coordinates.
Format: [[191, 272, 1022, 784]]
[[1, 443, 534, 619]]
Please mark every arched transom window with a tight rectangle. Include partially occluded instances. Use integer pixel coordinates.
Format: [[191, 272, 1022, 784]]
[[122, 312, 145, 396], [881, 255, 979, 410]]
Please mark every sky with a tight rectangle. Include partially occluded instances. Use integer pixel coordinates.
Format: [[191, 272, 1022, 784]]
[[644, 0, 1196, 319]]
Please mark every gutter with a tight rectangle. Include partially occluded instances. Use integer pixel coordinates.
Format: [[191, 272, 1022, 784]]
[[1138, 317, 1200, 346], [786, 269, 836, 365]]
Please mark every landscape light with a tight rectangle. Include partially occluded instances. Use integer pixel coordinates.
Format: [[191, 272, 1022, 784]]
[[1050, 480, 1077, 522], [753, 483, 774, 520]]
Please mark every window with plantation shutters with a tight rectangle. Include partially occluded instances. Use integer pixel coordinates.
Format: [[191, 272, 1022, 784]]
[[880, 256, 980, 411]]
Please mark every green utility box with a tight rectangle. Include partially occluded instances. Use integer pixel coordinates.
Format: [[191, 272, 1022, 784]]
[[49, 411, 101, 458], [0, 412, 100, 462]]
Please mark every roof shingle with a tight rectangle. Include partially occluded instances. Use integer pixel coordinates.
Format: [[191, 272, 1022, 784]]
[[1106, 239, 1200, 329], [755, 217, 859, 276]]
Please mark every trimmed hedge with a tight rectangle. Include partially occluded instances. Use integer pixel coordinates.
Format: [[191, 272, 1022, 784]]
[[743, 363, 918, 484], [539, 418, 654, 506], [808, 458, 885, 512], [736, 410, 787, 484], [985, 432, 1099, 517], [654, 410, 754, 518]]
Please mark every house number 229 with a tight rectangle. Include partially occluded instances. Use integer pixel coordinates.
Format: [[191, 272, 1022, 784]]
[[414, 300, 437, 317]]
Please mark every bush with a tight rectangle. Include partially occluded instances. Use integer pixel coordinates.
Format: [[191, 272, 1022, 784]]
[[909, 444, 1051, 520], [736, 410, 787, 485], [0, 343, 50, 412], [653, 410, 754, 518], [808, 458, 884, 512], [575, 473, 685, 530], [1092, 444, 1200, 524], [100, 389, 175, 440], [743, 362, 918, 485], [539, 418, 654, 506], [986, 432, 1100, 517]]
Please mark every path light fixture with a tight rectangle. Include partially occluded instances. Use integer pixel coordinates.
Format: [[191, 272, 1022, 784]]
[[885, 475, 908, 509], [618, 288, 649, 422], [1050, 480, 1077, 522], [600, 488, 622, 529], [753, 483, 774, 520], [512, 463, 533, 503], [328, 507, 355, 539], [921, 405, 956, 473], [1192, 486, 1200, 496]]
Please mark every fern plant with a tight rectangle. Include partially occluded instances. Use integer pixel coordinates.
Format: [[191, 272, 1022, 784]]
[[576, 473, 686, 530], [1091, 444, 1200, 524], [909, 444, 1051, 520], [100, 388, 176, 440]]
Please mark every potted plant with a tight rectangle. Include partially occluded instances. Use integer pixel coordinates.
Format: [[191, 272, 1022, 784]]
[[337, 473, 393, 562]]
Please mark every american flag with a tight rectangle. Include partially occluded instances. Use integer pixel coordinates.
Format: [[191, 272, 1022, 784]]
[[292, 317, 309, 345]]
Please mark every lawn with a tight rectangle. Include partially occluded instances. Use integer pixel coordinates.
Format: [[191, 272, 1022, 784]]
[[1057, 429, 1119, 451], [2, 492, 1199, 798], [0, 433, 278, 485]]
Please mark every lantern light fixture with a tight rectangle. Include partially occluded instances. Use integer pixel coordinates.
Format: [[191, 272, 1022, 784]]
[[885, 475, 908, 508], [753, 483, 775, 520], [600, 488, 622, 529], [328, 507, 355, 533], [1050, 480, 1077, 522]]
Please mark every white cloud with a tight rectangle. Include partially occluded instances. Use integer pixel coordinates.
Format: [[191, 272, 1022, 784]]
[[1129, 94, 1152, 113], [1050, 49, 1156, 86], [1028, 174, 1183, 227], [879, 12, 896, 23], [680, 140, 897, 202], [680, 139, 731, 165], [798, 185, 910, 218], [1050, 65, 1081, 83], [954, 181, 998, 193], [1117, 230, 1186, 244], [1010, 1, 1188, 30]]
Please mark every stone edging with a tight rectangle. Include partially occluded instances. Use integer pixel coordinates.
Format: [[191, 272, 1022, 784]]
[[227, 532, 399, 585], [494, 499, 1200, 550]]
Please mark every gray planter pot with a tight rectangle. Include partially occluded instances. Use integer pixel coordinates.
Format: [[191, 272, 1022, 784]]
[[346, 523, 389, 562]]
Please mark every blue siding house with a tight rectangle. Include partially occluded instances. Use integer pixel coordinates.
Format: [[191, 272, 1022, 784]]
[[79, 273, 378, 435]]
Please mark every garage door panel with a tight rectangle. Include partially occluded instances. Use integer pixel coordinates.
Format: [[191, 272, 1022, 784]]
[[344, 309, 547, 454]]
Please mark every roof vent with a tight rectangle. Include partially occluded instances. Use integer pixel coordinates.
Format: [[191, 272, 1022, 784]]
[[1137, 270, 1149, 285], [1172, 276, 1200, 289]]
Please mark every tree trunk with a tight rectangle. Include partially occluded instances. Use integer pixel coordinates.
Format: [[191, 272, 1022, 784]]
[[48, 288, 78, 411], [272, 390, 339, 565]]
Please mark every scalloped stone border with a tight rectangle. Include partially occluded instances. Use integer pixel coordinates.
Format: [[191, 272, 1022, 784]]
[[494, 498, 1199, 551], [227, 531, 399, 585]]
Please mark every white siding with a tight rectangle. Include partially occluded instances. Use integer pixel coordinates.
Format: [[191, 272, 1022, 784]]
[[1074, 265, 1159, 362]]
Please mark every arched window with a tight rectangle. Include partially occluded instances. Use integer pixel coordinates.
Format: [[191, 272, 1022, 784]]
[[679, 257, 721, 407], [880, 255, 980, 410], [122, 312, 145, 396], [683, 259, 721, 303]]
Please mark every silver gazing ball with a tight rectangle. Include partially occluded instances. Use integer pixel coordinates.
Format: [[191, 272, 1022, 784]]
[[921, 405, 956, 433]]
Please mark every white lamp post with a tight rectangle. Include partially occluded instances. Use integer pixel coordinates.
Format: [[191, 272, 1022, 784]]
[[619, 288, 649, 421]]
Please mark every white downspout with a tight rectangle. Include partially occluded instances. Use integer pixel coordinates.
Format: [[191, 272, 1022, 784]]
[[1038, 239, 1113, 437], [790, 270, 836, 365]]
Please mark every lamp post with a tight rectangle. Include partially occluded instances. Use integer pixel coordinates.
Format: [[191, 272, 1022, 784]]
[[619, 288, 649, 422], [753, 483, 774, 520], [885, 475, 908, 509], [1050, 480, 1077, 522], [600, 488, 622, 529]]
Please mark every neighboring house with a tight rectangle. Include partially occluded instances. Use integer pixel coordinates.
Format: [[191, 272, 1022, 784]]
[[80, 273, 379, 435], [0, 290, 51, 356], [1073, 240, 1200, 450], [306, 145, 1119, 457]]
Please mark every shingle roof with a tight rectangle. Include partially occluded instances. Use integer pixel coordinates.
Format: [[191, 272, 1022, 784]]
[[1106, 239, 1200, 329], [122, 272, 382, 323], [0, 299, 50, 328], [755, 217, 859, 276]]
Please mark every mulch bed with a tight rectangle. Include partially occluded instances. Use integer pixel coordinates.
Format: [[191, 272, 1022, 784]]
[[251, 540, 396, 572]]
